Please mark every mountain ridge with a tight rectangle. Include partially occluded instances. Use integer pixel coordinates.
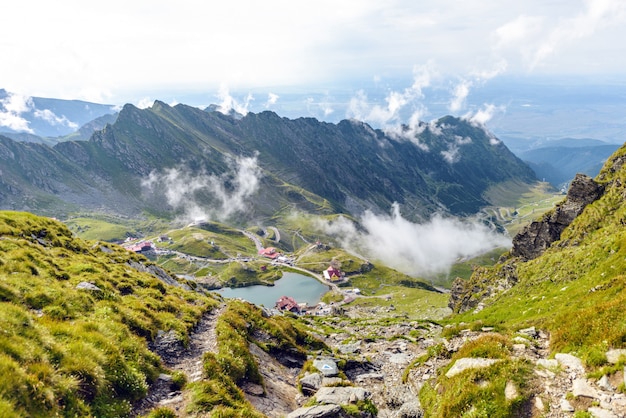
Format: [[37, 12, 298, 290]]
[[0, 101, 538, 223]]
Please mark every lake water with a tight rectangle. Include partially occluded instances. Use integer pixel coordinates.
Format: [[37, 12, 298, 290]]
[[216, 272, 329, 307]]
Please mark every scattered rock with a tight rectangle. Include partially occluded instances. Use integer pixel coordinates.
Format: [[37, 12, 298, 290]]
[[572, 378, 599, 399], [395, 401, 423, 418], [505, 381, 519, 400], [299, 373, 322, 395], [445, 358, 501, 378], [598, 375, 615, 391], [606, 349, 626, 364], [555, 353, 585, 372], [338, 342, 361, 354], [383, 385, 415, 409], [287, 404, 344, 418], [127, 260, 183, 288], [75, 281, 101, 291], [157, 373, 173, 382], [321, 377, 344, 387], [588, 406, 618, 418], [518, 326, 538, 338], [560, 398, 575, 412], [242, 382, 265, 396], [536, 359, 559, 369], [315, 386, 369, 405], [313, 358, 338, 377]]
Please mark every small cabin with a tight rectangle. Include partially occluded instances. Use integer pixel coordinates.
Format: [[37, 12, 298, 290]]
[[275, 296, 301, 313], [323, 266, 343, 282]]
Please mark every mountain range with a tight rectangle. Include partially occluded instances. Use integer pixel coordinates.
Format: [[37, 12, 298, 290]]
[[518, 138, 620, 189], [4, 87, 620, 194], [3, 88, 626, 416], [0, 100, 537, 223]]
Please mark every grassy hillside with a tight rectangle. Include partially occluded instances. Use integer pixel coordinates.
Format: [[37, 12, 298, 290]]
[[0, 211, 221, 416], [454, 146, 626, 357], [418, 145, 626, 416], [0, 211, 331, 417]]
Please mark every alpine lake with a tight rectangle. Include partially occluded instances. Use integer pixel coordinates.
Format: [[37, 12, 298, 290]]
[[216, 272, 330, 308]]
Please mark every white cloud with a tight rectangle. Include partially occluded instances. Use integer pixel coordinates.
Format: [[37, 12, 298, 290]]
[[494, 15, 545, 49], [0, 93, 34, 133], [346, 64, 435, 148], [448, 61, 507, 113], [315, 203, 510, 276], [142, 155, 262, 222], [33, 108, 78, 129], [466, 103, 505, 128], [441, 143, 460, 164], [493, 0, 626, 71], [449, 80, 471, 113], [136, 97, 154, 109], [216, 85, 253, 116], [347, 64, 433, 126], [1, 1, 626, 105], [265, 93, 279, 108]]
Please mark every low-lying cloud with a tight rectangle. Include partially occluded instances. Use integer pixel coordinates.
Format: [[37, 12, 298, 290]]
[[315, 203, 510, 277], [142, 155, 262, 222]]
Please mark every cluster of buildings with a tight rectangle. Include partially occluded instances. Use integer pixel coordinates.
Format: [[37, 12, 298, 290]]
[[273, 263, 360, 316], [274, 296, 344, 316], [123, 239, 155, 253], [258, 247, 294, 264]]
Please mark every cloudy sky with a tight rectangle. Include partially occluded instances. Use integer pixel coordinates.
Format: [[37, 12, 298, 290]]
[[2, 0, 625, 106]]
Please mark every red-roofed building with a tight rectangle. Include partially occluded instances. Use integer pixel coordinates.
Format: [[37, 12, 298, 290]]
[[258, 247, 280, 259], [275, 296, 301, 313], [126, 241, 154, 253], [323, 266, 343, 282]]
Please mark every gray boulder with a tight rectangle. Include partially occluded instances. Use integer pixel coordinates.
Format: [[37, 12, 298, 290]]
[[316, 386, 369, 405], [299, 372, 322, 395], [396, 401, 423, 418], [313, 358, 339, 377], [76, 281, 101, 291], [287, 404, 344, 418]]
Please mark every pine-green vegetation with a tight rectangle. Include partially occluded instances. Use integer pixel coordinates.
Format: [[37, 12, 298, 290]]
[[0, 211, 220, 417]]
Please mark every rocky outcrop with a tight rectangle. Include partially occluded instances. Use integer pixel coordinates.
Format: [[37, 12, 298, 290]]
[[449, 174, 605, 314], [511, 173, 604, 261], [448, 259, 518, 313]]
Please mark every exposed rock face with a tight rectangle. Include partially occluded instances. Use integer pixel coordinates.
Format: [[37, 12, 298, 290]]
[[448, 259, 518, 313], [449, 174, 604, 314], [511, 173, 604, 261]]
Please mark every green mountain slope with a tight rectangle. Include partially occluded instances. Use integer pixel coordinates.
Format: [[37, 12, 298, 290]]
[[0, 103, 537, 222], [0, 211, 325, 417], [450, 142, 626, 360]]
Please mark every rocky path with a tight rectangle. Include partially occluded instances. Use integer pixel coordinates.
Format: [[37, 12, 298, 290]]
[[132, 304, 226, 417], [294, 305, 626, 418]]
